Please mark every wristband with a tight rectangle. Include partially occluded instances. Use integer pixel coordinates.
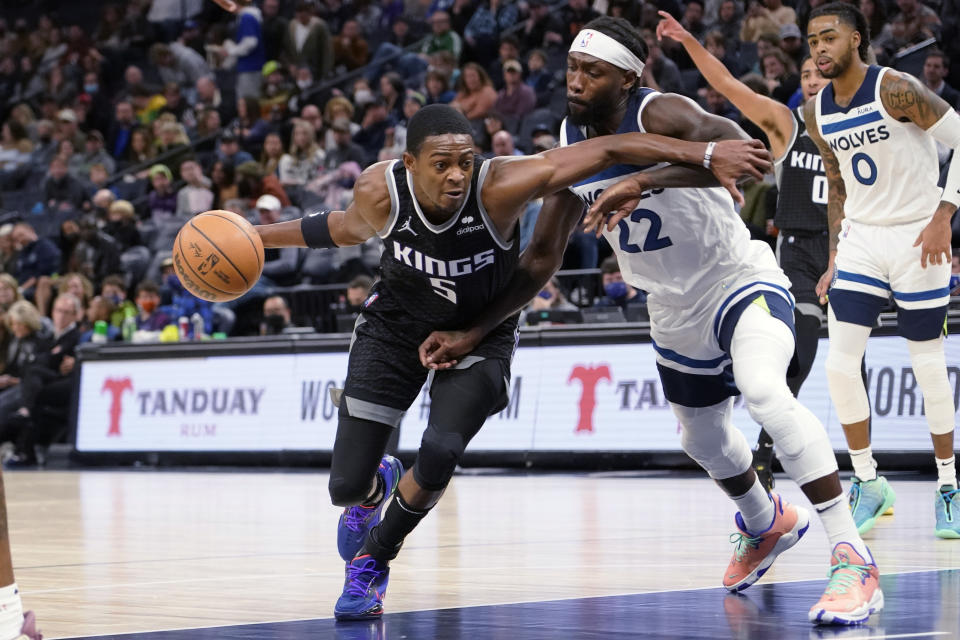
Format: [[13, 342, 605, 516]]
[[300, 208, 337, 249], [702, 141, 716, 169]]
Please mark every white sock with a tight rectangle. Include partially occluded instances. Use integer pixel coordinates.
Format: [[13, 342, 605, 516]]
[[0, 583, 23, 640], [732, 479, 774, 534], [849, 446, 878, 481], [814, 496, 871, 561], [936, 455, 958, 489]]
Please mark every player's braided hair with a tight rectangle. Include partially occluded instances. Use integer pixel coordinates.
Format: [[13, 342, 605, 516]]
[[582, 16, 649, 91], [809, 2, 871, 63], [405, 104, 474, 155]]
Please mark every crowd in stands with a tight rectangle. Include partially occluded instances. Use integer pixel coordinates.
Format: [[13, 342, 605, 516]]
[[0, 0, 957, 463]]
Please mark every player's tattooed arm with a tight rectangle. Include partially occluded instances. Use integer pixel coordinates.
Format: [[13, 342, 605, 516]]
[[879, 69, 951, 128], [803, 98, 844, 301]]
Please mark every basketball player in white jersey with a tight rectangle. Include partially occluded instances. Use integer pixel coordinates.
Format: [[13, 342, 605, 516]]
[[804, 2, 960, 540], [421, 16, 882, 625]]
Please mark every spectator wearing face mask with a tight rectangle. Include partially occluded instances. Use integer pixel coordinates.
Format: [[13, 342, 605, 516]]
[[593, 256, 647, 309], [101, 275, 138, 328], [134, 280, 171, 332], [260, 295, 296, 335]]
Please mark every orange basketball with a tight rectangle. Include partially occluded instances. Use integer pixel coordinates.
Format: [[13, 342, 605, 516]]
[[172, 210, 264, 302]]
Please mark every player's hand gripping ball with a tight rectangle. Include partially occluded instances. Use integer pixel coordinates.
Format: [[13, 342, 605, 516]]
[[172, 210, 265, 302]]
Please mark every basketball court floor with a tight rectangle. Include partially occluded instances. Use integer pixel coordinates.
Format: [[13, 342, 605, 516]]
[[7, 470, 959, 639]]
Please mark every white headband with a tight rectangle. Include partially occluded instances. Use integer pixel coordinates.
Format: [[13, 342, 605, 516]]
[[569, 29, 645, 77]]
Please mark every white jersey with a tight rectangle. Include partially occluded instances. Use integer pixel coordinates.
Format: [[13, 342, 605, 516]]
[[815, 65, 940, 226], [560, 89, 781, 309]]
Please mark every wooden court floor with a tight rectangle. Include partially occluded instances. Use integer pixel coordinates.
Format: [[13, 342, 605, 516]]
[[4, 469, 959, 638]]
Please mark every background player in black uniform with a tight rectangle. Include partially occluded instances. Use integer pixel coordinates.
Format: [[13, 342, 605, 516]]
[[253, 104, 770, 620], [653, 11, 870, 490]]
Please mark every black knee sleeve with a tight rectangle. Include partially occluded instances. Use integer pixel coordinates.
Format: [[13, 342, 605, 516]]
[[328, 415, 394, 507], [787, 311, 821, 396], [413, 425, 465, 491], [412, 359, 508, 491]]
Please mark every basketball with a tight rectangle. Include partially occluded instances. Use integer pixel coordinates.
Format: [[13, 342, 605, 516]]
[[172, 210, 264, 302]]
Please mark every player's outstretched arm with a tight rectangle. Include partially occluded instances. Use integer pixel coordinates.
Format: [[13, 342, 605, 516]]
[[879, 69, 960, 268], [802, 98, 844, 302], [255, 165, 388, 249], [656, 10, 795, 160], [419, 191, 584, 369], [584, 95, 770, 233], [482, 132, 769, 223]]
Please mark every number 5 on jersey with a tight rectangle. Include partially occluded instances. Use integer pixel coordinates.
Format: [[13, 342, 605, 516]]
[[430, 277, 457, 304]]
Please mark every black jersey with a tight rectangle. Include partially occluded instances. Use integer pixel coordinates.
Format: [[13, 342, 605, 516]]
[[375, 156, 519, 329], [773, 107, 828, 233]]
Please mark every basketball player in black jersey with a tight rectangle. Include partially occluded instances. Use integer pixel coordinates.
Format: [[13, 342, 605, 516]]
[[653, 11, 872, 491], [253, 104, 769, 620]]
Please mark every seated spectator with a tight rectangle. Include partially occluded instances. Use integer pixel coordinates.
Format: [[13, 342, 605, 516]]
[[425, 69, 456, 105], [12, 223, 61, 291], [521, 0, 565, 55], [87, 163, 111, 195], [641, 29, 684, 94], [216, 130, 256, 167], [104, 200, 143, 252], [490, 130, 523, 157], [154, 121, 194, 176], [451, 63, 498, 120], [0, 300, 49, 432], [211, 160, 239, 208], [334, 19, 370, 71], [595, 257, 646, 309], [740, 0, 781, 42], [236, 161, 291, 209], [107, 100, 138, 161], [889, 0, 940, 49], [43, 156, 88, 212], [176, 160, 215, 216], [56, 108, 86, 150], [464, 0, 519, 67], [64, 221, 122, 287], [0, 120, 33, 173], [525, 50, 554, 106], [711, 0, 743, 45], [420, 11, 462, 64], [195, 76, 235, 126], [0, 227, 15, 276], [779, 23, 805, 68], [353, 99, 394, 165], [308, 161, 362, 211], [343, 275, 374, 313], [73, 130, 116, 177], [704, 30, 742, 79], [261, 132, 285, 177], [147, 164, 178, 221], [34, 271, 92, 318], [6, 293, 82, 465], [322, 97, 361, 152], [702, 84, 740, 120], [279, 120, 325, 189], [527, 277, 578, 314], [79, 295, 121, 343], [124, 127, 156, 172], [282, 2, 335, 80], [379, 72, 407, 123], [260, 295, 296, 335], [922, 50, 960, 109], [324, 118, 368, 170], [257, 195, 302, 286], [235, 96, 273, 158], [0, 275, 20, 313], [494, 59, 537, 120], [762, 49, 799, 104], [101, 275, 138, 328], [134, 280, 171, 331]]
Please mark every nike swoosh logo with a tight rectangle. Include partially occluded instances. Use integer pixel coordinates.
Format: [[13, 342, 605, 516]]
[[727, 573, 740, 580]]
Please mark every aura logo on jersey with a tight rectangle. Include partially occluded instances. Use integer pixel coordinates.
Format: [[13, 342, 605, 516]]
[[568, 364, 612, 433]]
